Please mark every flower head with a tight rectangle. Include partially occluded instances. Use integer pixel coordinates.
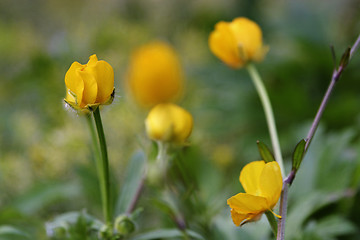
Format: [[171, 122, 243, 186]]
[[227, 160, 282, 226], [209, 17, 268, 68], [127, 41, 183, 107], [64, 54, 114, 112], [145, 103, 193, 144]]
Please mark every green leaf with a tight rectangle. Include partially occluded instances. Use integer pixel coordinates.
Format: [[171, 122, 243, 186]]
[[286, 191, 350, 239], [12, 181, 81, 215], [115, 151, 146, 215], [257, 141, 275, 163], [0, 225, 30, 239], [150, 199, 176, 218], [265, 211, 278, 237], [46, 210, 103, 237], [314, 216, 356, 237], [292, 139, 306, 172], [132, 228, 205, 240]]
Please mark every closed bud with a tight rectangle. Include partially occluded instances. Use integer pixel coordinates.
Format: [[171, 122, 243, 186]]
[[145, 103, 193, 144], [99, 224, 112, 239], [115, 215, 135, 235], [64, 54, 115, 112]]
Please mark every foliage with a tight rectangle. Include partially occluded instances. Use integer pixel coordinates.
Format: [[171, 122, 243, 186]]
[[0, 0, 359, 239]]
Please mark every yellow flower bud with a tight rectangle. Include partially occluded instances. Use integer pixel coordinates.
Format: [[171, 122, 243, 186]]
[[127, 41, 183, 107], [209, 17, 268, 68], [145, 103, 193, 143], [64, 54, 114, 111]]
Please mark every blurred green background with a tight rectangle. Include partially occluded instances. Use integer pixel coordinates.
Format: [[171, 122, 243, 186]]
[[0, 0, 360, 239]]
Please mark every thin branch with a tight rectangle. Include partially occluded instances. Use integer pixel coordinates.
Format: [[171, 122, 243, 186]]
[[350, 34, 360, 58], [305, 34, 359, 151], [276, 183, 288, 239], [276, 33, 360, 240]]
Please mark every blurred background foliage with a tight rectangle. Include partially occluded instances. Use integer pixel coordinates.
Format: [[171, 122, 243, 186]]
[[0, 0, 360, 239]]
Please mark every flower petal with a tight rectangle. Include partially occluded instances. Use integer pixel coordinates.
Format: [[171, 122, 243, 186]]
[[145, 104, 174, 141], [240, 161, 265, 195], [170, 104, 193, 143], [259, 161, 283, 208], [87, 54, 98, 67], [145, 103, 193, 143], [77, 69, 98, 107], [230, 209, 263, 226], [229, 17, 263, 61], [87, 60, 114, 104], [127, 42, 183, 107], [227, 193, 268, 214], [209, 21, 242, 68], [230, 209, 248, 226], [65, 88, 76, 103], [65, 62, 84, 106]]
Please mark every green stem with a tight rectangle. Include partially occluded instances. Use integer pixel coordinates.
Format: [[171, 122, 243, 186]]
[[156, 141, 169, 176], [86, 114, 101, 164], [246, 64, 285, 177], [93, 107, 112, 225], [182, 230, 190, 240]]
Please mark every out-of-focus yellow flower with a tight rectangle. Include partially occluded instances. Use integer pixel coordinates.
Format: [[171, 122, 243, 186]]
[[212, 144, 234, 168], [145, 103, 193, 143], [209, 17, 268, 68], [64, 54, 114, 111], [227, 160, 282, 226], [127, 41, 183, 107]]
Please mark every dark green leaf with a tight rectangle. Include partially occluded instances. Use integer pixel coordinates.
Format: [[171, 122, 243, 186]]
[[330, 45, 336, 69], [257, 141, 275, 163], [339, 47, 351, 68], [115, 151, 146, 215], [292, 139, 306, 172]]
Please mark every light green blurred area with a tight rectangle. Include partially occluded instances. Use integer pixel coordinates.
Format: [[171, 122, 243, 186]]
[[0, 0, 360, 239]]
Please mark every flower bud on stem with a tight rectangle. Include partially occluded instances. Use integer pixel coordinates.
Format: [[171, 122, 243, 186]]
[[87, 108, 112, 226]]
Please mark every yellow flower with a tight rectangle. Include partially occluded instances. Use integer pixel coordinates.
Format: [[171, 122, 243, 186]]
[[209, 17, 268, 68], [127, 41, 183, 107], [64, 54, 114, 111], [212, 144, 234, 168], [145, 103, 193, 143], [227, 160, 282, 226]]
